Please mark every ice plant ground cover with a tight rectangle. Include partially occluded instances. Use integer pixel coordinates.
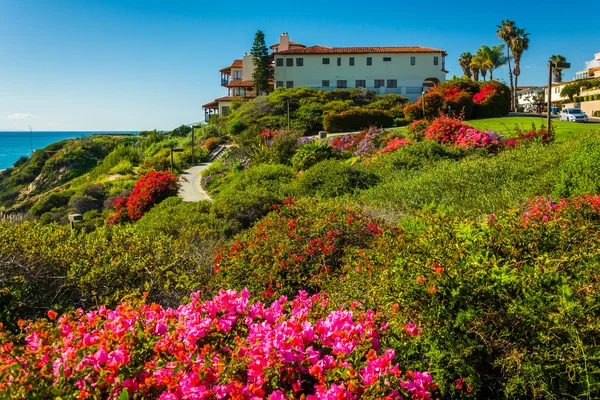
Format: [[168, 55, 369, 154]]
[[0, 290, 435, 399]]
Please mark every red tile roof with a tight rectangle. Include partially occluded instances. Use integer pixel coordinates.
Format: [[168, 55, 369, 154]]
[[270, 41, 306, 49], [215, 96, 253, 102], [202, 101, 218, 109], [590, 66, 600, 72], [276, 45, 446, 56], [226, 80, 255, 88], [219, 59, 243, 73]]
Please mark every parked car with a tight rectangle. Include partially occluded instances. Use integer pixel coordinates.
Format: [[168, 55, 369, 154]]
[[559, 108, 588, 122], [524, 105, 535, 113]]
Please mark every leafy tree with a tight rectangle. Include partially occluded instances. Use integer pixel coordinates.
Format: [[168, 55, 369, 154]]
[[560, 83, 580, 101], [170, 125, 191, 137], [550, 54, 568, 83], [458, 52, 473, 78], [497, 20, 518, 109], [250, 30, 271, 95]]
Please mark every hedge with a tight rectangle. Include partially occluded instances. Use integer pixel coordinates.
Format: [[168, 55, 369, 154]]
[[323, 108, 394, 133]]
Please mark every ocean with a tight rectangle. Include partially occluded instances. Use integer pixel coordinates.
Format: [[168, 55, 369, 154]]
[[0, 131, 138, 170]]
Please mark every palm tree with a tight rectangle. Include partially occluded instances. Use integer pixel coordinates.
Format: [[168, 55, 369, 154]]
[[470, 54, 483, 81], [511, 28, 530, 109], [550, 54, 567, 82], [497, 20, 517, 109], [458, 52, 473, 78], [472, 49, 488, 81], [480, 44, 507, 80]]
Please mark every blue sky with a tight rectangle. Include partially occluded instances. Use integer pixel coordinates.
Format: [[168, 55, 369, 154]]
[[0, 0, 597, 131]]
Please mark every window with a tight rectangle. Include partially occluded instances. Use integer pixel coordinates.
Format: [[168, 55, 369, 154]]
[[367, 57, 372, 66], [286, 58, 294, 67], [276, 58, 283, 67], [374, 79, 385, 88], [387, 79, 397, 88], [355, 80, 366, 88], [410, 57, 416, 66], [349, 57, 355, 66], [337, 80, 347, 89], [286, 81, 294, 88], [337, 57, 342, 66], [434, 56, 439, 66], [276, 81, 284, 88], [221, 106, 230, 115], [233, 70, 242, 80], [322, 58, 330, 64], [296, 58, 303, 66], [322, 80, 330, 87], [383, 57, 392, 62]]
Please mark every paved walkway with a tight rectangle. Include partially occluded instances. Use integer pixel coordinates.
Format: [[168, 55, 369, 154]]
[[179, 163, 212, 202]]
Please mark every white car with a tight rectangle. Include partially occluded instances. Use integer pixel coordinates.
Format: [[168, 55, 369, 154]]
[[559, 108, 588, 122]]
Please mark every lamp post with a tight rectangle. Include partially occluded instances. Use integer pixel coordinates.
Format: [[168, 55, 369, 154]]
[[421, 91, 425, 117], [547, 60, 570, 130], [170, 147, 184, 174]]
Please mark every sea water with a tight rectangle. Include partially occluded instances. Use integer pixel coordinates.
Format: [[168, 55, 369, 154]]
[[0, 131, 137, 170]]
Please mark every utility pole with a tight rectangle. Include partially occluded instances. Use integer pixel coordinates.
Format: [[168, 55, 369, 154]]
[[547, 61, 553, 130]]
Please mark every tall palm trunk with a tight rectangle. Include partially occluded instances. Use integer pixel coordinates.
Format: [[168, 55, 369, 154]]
[[507, 51, 515, 110], [472, 67, 480, 81]]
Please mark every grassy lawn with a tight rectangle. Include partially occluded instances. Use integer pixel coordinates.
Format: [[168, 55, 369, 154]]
[[465, 116, 600, 141]]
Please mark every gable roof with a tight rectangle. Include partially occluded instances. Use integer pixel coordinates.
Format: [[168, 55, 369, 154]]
[[275, 45, 447, 56], [219, 59, 244, 73]]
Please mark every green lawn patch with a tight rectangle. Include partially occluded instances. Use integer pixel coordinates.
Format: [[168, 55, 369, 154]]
[[465, 116, 600, 141]]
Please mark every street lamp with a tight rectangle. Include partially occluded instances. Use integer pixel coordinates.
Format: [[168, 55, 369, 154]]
[[547, 60, 571, 130], [170, 147, 184, 173], [421, 91, 425, 117]]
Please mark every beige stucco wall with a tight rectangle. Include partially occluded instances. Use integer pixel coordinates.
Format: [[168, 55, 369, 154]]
[[563, 100, 600, 116], [242, 55, 255, 81], [273, 52, 446, 101]]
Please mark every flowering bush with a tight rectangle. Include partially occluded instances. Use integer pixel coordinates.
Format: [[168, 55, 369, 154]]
[[423, 115, 466, 144], [472, 84, 497, 104], [212, 198, 387, 299], [202, 137, 221, 151], [454, 127, 503, 152], [513, 123, 555, 144], [380, 138, 413, 153], [108, 170, 178, 224], [0, 289, 435, 399]]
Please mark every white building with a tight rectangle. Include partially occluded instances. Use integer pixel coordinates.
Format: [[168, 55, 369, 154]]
[[273, 44, 447, 101], [202, 33, 448, 119]]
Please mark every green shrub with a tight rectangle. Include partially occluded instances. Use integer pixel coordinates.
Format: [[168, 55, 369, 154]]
[[369, 140, 467, 171], [323, 109, 394, 133], [227, 119, 247, 135], [293, 159, 379, 198], [291, 140, 336, 170], [213, 164, 294, 227], [29, 190, 74, 216], [394, 118, 410, 127], [109, 159, 134, 175]]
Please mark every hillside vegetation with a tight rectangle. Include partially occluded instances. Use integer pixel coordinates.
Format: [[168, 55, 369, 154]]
[[2, 85, 600, 399]]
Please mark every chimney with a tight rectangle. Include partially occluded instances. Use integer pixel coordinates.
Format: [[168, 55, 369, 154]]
[[280, 32, 290, 52]]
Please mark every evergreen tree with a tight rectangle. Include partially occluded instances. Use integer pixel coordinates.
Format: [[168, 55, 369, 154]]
[[251, 30, 271, 95]]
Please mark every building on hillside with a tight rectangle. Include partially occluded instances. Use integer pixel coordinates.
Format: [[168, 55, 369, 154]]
[[575, 52, 600, 80], [272, 45, 447, 101], [202, 33, 448, 121]]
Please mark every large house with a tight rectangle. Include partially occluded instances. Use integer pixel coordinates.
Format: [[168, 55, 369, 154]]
[[202, 33, 448, 121]]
